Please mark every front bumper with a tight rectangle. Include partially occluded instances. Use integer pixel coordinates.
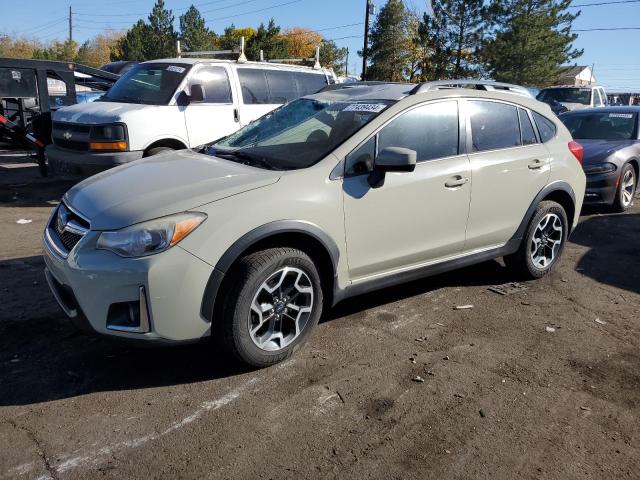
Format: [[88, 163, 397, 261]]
[[583, 171, 619, 205], [45, 144, 144, 176], [43, 222, 215, 344]]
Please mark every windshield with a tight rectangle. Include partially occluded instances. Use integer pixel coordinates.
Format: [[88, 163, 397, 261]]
[[210, 98, 393, 170], [561, 112, 638, 140], [100, 63, 190, 105], [538, 88, 592, 105]]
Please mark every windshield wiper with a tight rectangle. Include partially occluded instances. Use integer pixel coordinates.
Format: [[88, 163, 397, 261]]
[[213, 149, 276, 170]]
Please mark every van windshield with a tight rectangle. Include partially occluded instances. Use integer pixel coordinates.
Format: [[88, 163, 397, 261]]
[[210, 98, 393, 170], [100, 63, 190, 105], [538, 88, 592, 105]]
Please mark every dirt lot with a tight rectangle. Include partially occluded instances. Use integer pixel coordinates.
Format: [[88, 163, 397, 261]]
[[1, 149, 639, 480]]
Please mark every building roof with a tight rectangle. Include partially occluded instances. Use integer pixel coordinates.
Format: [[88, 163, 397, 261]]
[[559, 65, 590, 78]]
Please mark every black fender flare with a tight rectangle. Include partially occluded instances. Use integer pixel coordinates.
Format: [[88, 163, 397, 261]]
[[200, 220, 340, 321], [510, 180, 577, 247]]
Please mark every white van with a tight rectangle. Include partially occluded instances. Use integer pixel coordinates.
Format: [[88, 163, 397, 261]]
[[46, 58, 335, 174]]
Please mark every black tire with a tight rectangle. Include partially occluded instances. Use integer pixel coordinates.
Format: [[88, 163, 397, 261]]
[[612, 163, 636, 212], [504, 200, 568, 280], [145, 146, 174, 157], [220, 248, 324, 367]]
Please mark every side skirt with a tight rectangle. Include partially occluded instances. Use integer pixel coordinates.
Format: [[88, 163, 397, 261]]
[[332, 238, 521, 305]]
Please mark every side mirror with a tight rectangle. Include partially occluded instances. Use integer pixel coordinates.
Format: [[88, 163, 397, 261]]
[[189, 84, 205, 103], [368, 147, 416, 188]]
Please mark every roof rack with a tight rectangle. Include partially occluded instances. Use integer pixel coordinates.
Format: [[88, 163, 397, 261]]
[[176, 36, 248, 63], [268, 46, 322, 70], [319, 81, 410, 93], [410, 80, 533, 98]]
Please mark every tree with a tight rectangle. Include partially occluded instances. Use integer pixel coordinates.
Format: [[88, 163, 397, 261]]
[[445, 0, 484, 78], [0, 36, 42, 59], [319, 40, 348, 75], [417, 6, 453, 80], [33, 40, 79, 62], [482, 0, 582, 86], [367, 0, 411, 81], [179, 5, 216, 52], [76, 32, 124, 67], [115, 20, 149, 60], [283, 27, 322, 59], [245, 20, 287, 61], [146, 0, 177, 59]]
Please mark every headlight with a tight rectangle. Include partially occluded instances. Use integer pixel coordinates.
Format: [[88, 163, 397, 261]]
[[96, 212, 206, 258], [583, 162, 617, 175], [89, 124, 128, 152]]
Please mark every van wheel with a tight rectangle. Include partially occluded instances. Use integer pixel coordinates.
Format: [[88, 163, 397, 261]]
[[145, 146, 174, 157], [612, 163, 636, 212], [504, 200, 568, 280], [220, 248, 323, 367]]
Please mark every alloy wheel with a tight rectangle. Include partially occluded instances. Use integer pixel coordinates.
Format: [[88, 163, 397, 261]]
[[621, 168, 636, 208], [247, 267, 314, 352], [530, 213, 564, 269]]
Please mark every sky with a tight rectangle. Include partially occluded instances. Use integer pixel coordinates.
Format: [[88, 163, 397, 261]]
[[2, 0, 639, 90]]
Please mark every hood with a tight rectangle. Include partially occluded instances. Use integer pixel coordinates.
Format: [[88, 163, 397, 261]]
[[54, 101, 156, 124], [578, 139, 635, 165], [64, 150, 281, 230], [560, 102, 589, 112]]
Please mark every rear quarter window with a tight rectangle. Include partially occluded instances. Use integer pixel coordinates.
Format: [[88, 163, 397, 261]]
[[264, 70, 299, 103], [532, 112, 557, 142], [294, 72, 328, 96], [238, 68, 270, 104]]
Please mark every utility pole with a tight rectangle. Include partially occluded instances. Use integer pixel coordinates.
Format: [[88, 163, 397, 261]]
[[68, 5, 73, 43], [345, 47, 349, 77], [362, 0, 373, 80]]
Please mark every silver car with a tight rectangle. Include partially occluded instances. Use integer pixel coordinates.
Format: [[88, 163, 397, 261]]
[[43, 81, 586, 367]]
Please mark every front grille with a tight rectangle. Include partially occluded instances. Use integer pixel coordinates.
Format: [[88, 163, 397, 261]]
[[52, 138, 89, 151], [52, 122, 91, 134], [47, 203, 90, 257]]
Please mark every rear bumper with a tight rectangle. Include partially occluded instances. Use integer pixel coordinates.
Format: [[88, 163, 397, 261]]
[[45, 144, 143, 175], [583, 171, 618, 205]]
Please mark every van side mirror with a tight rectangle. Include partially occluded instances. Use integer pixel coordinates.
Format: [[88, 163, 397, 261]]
[[190, 84, 205, 103], [368, 147, 417, 188]]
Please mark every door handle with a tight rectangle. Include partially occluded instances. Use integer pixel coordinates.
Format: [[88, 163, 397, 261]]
[[444, 175, 469, 188], [233, 108, 240, 123], [528, 159, 543, 170]]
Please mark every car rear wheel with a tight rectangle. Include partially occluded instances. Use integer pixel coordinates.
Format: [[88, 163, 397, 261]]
[[504, 200, 568, 280], [220, 248, 323, 367], [613, 163, 636, 212]]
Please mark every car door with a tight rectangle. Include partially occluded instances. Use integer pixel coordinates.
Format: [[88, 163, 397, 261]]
[[183, 65, 239, 146], [462, 100, 551, 251], [342, 100, 471, 280]]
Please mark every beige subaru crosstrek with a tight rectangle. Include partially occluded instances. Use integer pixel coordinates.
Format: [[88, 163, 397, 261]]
[[43, 81, 586, 367]]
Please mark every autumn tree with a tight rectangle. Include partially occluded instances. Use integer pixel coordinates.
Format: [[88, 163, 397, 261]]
[[76, 32, 124, 67], [0, 36, 42, 59], [283, 27, 322, 59]]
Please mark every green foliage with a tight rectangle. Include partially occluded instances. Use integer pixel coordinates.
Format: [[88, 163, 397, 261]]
[[115, 20, 149, 61], [246, 20, 288, 61], [367, 0, 412, 81], [319, 40, 348, 75], [481, 0, 583, 87], [146, 0, 177, 59], [179, 5, 216, 52], [33, 40, 79, 62]]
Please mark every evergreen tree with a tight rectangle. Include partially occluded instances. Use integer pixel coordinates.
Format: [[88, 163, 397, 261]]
[[319, 40, 348, 75], [418, 7, 452, 80], [245, 20, 287, 61], [482, 0, 582, 86], [367, 0, 411, 82], [179, 5, 216, 52], [115, 20, 149, 61], [146, 0, 177, 59], [446, 0, 484, 77]]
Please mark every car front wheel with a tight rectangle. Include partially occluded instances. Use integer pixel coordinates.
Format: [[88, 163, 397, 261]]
[[220, 247, 323, 367], [504, 200, 568, 279], [613, 163, 636, 212]]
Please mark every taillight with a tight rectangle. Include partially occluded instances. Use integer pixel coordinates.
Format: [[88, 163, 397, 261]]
[[568, 141, 583, 165]]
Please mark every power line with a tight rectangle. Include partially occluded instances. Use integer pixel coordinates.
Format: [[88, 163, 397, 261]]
[[574, 26, 640, 31], [205, 0, 305, 22], [74, 0, 269, 17]]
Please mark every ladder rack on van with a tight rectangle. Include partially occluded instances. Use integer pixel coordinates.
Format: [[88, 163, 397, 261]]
[[268, 46, 322, 70], [176, 36, 248, 62]]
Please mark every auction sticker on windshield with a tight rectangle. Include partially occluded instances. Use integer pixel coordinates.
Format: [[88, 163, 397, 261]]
[[343, 103, 388, 113], [166, 65, 186, 73], [609, 113, 634, 118]]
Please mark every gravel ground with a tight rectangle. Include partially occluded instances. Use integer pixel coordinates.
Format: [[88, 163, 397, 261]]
[[1, 149, 639, 480]]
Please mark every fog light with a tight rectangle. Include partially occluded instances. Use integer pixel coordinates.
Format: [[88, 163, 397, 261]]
[[106, 286, 151, 333]]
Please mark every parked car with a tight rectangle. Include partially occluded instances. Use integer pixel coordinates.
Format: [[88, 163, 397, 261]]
[[43, 81, 586, 367], [45, 58, 336, 175], [560, 107, 639, 211], [100, 61, 138, 76], [537, 85, 608, 112]]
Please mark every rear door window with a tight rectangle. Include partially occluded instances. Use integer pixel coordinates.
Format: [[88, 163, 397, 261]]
[[294, 72, 328, 96], [264, 70, 299, 103], [189, 66, 232, 103], [518, 108, 538, 145], [237, 68, 270, 104], [469, 101, 521, 152], [532, 112, 557, 143]]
